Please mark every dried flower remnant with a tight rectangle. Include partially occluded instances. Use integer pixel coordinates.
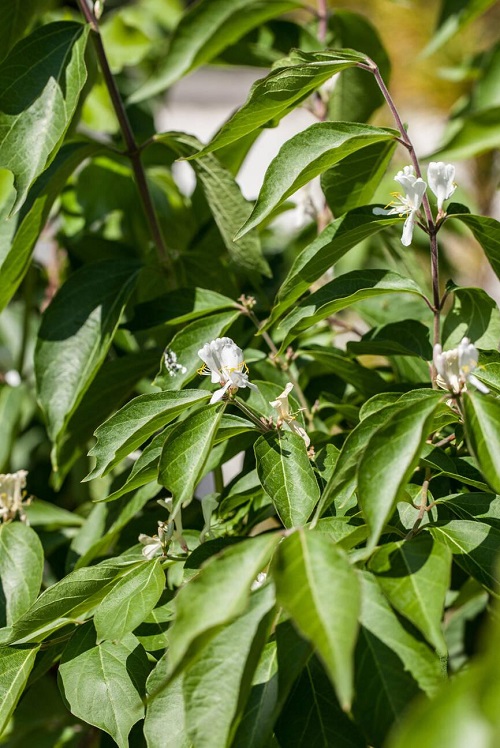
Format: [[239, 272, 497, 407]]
[[433, 337, 489, 395], [270, 382, 311, 447], [374, 165, 427, 246], [0, 470, 31, 523], [164, 348, 187, 377], [198, 337, 258, 404]]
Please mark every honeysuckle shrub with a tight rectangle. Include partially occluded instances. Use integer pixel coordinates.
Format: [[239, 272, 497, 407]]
[[1, 1, 500, 746]]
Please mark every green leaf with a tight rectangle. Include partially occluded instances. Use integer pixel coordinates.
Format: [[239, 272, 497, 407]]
[[153, 309, 240, 391], [301, 346, 387, 396], [357, 393, 442, 548], [368, 535, 452, 655], [94, 560, 165, 643], [158, 404, 225, 515], [0, 523, 43, 627], [0, 645, 40, 735], [424, 0, 499, 56], [254, 431, 320, 528], [358, 571, 445, 697], [428, 520, 500, 593], [129, 0, 302, 102], [167, 534, 279, 675], [194, 49, 368, 156], [0, 22, 90, 213], [0, 142, 99, 314], [235, 122, 398, 238], [268, 208, 402, 327], [321, 140, 396, 216], [35, 260, 140, 452], [0, 0, 49, 59], [86, 389, 209, 481], [442, 286, 500, 349], [328, 10, 390, 123], [275, 655, 366, 748], [155, 133, 270, 277], [437, 492, 500, 528], [231, 641, 279, 748], [447, 209, 500, 282], [273, 529, 361, 710], [8, 557, 142, 644], [277, 269, 425, 351], [58, 623, 150, 748], [183, 584, 276, 748], [145, 655, 190, 748], [431, 106, 500, 161], [127, 286, 237, 330], [347, 319, 433, 360], [462, 391, 500, 493]]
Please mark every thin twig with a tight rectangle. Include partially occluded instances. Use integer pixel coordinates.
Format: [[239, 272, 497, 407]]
[[317, 0, 329, 44], [405, 469, 431, 540], [77, 0, 174, 275]]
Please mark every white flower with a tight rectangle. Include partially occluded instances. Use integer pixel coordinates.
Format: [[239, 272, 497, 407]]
[[270, 382, 311, 447], [251, 571, 267, 591], [433, 337, 489, 395], [0, 470, 30, 523], [198, 337, 258, 404], [139, 520, 170, 560], [427, 162, 456, 213], [4, 370, 21, 387], [374, 165, 427, 246]]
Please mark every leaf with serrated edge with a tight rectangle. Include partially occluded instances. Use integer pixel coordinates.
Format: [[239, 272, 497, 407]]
[[273, 529, 360, 710]]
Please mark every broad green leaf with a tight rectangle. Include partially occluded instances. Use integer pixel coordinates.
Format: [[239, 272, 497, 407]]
[[183, 584, 276, 748], [58, 623, 150, 748], [0, 0, 49, 58], [463, 390, 500, 493], [273, 529, 361, 710], [0, 384, 24, 471], [94, 560, 165, 643], [267, 208, 401, 327], [25, 498, 84, 529], [86, 389, 209, 481], [0, 142, 98, 315], [447, 209, 500, 282], [431, 107, 500, 161], [368, 535, 452, 655], [328, 10, 390, 123], [7, 557, 142, 644], [54, 348, 160, 484], [277, 269, 425, 351], [357, 393, 442, 548], [347, 319, 433, 360], [0, 523, 43, 626], [315, 516, 368, 551], [168, 534, 279, 674], [321, 140, 396, 216], [155, 133, 270, 277], [442, 286, 500, 350], [195, 49, 368, 156], [127, 286, 237, 330], [0, 22, 90, 213], [354, 598, 428, 745], [35, 260, 140, 451], [358, 571, 444, 697], [437, 492, 500, 528], [98, 432, 169, 504], [301, 347, 387, 396], [428, 520, 500, 593], [145, 655, 190, 748], [154, 309, 240, 391], [129, 0, 302, 102], [473, 363, 500, 395], [275, 655, 365, 748], [0, 645, 39, 735], [254, 431, 320, 528], [235, 122, 398, 238], [424, 0, 498, 55], [158, 404, 225, 515]]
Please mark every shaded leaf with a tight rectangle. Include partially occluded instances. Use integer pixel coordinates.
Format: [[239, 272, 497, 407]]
[[0, 523, 43, 626], [0, 645, 39, 735], [462, 390, 500, 493], [448, 208, 500, 282], [144, 655, 190, 748], [127, 287, 237, 330]]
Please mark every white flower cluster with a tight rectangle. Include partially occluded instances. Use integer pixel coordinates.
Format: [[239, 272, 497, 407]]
[[163, 348, 187, 377], [433, 337, 489, 395], [375, 161, 456, 246], [198, 337, 258, 404], [0, 470, 31, 523]]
